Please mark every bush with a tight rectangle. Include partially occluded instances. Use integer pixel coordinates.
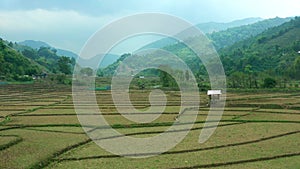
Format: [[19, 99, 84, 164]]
[[262, 77, 277, 88], [56, 74, 71, 85]]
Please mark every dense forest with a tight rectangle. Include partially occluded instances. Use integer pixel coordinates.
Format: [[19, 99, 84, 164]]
[[0, 39, 40, 81], [220, 16, 300, 88], [99, 16, 300, 89], [208, 17, 291, 49]]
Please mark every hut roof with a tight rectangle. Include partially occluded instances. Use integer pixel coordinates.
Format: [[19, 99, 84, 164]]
[[207, 90, 222, 95]]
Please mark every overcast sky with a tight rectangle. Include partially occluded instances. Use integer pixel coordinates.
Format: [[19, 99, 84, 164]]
[[0, 0, 299, 54]]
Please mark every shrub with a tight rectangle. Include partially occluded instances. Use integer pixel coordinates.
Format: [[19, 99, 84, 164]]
[[262, 77, 277, 88]]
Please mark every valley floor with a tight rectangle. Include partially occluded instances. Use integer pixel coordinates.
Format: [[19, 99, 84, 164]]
[[0, 83, 300, 168]]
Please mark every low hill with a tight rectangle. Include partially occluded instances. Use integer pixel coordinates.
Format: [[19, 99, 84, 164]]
[[2, 38, 75, 77], [19, 40, 121, 68], [0, 38, 41, 81]]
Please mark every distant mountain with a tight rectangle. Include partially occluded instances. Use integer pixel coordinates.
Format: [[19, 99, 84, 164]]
[[98, 53, 131, 76], [18, 40, 122, 68], [99, 54, 121, 68], [140, 17, 263, 50], [196, 17, 263, 33], [19, 40, 50, 49], [78, 53, 121, 70], [208, 17, 292, 49], [139, 37, 177, 51], [19, 40, 78, 58], [56, 49, 78, 59]]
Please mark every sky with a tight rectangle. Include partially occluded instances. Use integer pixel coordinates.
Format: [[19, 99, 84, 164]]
[[0, 0, 299, 54]]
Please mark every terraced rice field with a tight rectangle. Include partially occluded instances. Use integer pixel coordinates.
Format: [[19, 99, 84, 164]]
[[0, 83, 300, 168]]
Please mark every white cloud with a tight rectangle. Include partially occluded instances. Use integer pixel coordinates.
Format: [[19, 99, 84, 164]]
[[0, 0, 299, 53], [0, 9, 117, 53]]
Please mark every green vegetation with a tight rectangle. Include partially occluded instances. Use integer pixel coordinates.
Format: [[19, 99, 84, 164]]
[[221, 17, 300, 88], [208, 17, 291, 49], [0, 39, 41, 81], [0, 38, 75, 82], [140, 17, 263, 50]]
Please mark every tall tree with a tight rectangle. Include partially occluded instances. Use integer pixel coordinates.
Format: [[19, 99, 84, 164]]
[[58, 56, 72, 74]]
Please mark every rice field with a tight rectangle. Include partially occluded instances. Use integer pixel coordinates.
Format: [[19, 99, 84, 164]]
[[0, 83, 300, 168]]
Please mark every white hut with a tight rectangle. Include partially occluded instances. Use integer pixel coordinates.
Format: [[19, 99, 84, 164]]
[[207, 90, 222, 104]]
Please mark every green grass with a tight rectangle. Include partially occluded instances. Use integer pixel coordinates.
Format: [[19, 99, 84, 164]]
[[48, 123, 300, 169], [0, 135, 22, 151], [0, 129, 88, 169]]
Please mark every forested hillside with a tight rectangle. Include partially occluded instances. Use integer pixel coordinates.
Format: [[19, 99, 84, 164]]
[[0, 39, 75, 81], [100, 17, 300, 89], [0, 39, 41, 81], [208, 17, 291, 49], [141, 17, 289, 51], [220, 16, 300, 88]]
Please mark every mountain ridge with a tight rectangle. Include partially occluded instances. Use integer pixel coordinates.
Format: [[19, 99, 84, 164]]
[[141, 17, 290, 51], [19, 40, 78, 59]]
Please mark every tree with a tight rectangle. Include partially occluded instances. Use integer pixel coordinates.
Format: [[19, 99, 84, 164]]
[[228, 71, 246, 88], [22, 49, 39, 60], [8, 42, 13, 48], [293, 57, 300, 79], [38, 47, 59, 59], [185, 70, 189, 81], [58, 56, 72, 74], [80, 67, 94, 76], [97, 69, 104, 77], [244, 64, 253, 88], [263, 77, 277, 88], [158, 65, 177, 88]]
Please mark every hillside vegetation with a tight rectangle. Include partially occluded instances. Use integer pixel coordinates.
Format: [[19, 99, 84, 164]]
[[209, 17, 291, 49], [0, 39, 75, 81], [141, 17, 289, 51], [220, 16, 300, 88], [100, 17, 300, 89], [0, 39, 40, 81]]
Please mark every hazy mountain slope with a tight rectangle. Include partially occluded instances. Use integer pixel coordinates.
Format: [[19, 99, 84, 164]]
[[141, 17, 290, 51], [209, 17, 292, 49], [19, 40, 50, 49], [19, 40, 78, 58], [101, 17, 300, 80], [196, 17, 263, 33], [140, 17, 263, 50]]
